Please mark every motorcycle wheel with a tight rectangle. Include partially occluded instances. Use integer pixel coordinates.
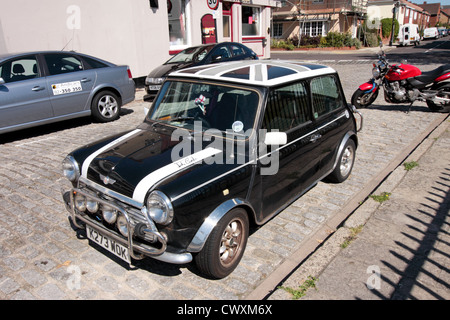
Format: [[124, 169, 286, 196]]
[[426, 86, 450, 113], [351, 88, 378, 108]]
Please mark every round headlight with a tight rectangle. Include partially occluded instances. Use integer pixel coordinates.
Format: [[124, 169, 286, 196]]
[[102, 205, 118, 224], [74, 193, 86, 212], [146, 191, 173, 226], [62, 156, 80, 182], [86, 199, 99, 213], [117, 215, 128, 237], [372, 67, 380, 79]]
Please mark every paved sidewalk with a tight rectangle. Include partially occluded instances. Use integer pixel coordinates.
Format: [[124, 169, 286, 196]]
[[270, 116, 449, 300]]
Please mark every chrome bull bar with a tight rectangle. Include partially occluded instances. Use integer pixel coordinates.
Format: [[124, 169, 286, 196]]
[[63, 188, 192, 264]]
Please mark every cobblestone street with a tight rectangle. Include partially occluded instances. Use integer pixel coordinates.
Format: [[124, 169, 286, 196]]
[[0, 62, 447, 300]]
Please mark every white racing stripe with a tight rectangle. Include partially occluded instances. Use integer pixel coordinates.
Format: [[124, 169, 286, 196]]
[[81, 129, 143, 178], [133, 147, 222, 204]]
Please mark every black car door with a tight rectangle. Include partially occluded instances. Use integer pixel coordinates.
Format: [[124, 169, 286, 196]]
[[310, 74, 350, 174], [255, 81, 322, 222]]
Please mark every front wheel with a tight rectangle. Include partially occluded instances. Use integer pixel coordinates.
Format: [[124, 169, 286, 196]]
[[426, 86, 450, 113], [195, 208, 249, 279], [351, 88, 378, 109]]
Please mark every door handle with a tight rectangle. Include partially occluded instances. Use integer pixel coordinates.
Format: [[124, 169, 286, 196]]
[[309, 133, 322, 143], [81, 78, 91, 83], [32, 86, 45, 91]]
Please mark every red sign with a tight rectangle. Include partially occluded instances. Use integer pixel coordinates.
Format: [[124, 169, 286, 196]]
[[207, 0, 219, 10]]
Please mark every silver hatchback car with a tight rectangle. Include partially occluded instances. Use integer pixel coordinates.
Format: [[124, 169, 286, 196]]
[[0, 51, 135, 134]]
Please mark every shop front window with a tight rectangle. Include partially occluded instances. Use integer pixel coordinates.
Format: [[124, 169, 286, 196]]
[[168, 0, 189, 47], [242, 6, 260, 36]]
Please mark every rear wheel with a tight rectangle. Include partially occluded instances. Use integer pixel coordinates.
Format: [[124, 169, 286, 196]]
[[327, 139, 356, 183], [91, 90, 121, 122], [195, 208, 249, 279], [351, 88, 378, 108], [426, 86, 450, 113]]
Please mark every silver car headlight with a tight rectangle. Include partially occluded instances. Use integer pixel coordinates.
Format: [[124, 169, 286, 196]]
[[62, 156, 80, 182], [145, 77, 165, 85], [145, 191, 173, 225]]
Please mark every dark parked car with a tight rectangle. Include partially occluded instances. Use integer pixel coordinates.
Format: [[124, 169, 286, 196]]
[[62, 60, 361, 278], [143, 42, 258, 101], [0, 51, 135, 134]]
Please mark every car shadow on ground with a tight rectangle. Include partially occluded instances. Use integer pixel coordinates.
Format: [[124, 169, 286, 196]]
[[0, 107, 135, 145]]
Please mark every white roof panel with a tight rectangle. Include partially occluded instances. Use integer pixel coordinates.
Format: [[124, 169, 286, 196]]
[[168, 60, 336, 87]]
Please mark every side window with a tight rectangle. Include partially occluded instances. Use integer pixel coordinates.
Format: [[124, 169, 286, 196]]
[[0, 56, 40, 83], [310, 75, 344, 118], [230, 44, 245, 57], [82, 56, 108, 69], [211, 45, 231, 61], [263, 82, 309, 132], [44, 54, 84, 76]]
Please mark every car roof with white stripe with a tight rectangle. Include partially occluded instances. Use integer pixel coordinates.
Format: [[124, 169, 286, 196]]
[[168, 60, 336, 87]]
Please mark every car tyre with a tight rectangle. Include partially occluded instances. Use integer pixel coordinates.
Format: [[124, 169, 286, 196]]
[[327, 139, 356, 183], [195, 208, 249, 279], [91, 90, 121, 122]]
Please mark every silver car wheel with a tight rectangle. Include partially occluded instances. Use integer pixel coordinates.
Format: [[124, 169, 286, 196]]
[[219, 218, 244, 267], [340, 145, 354, 178], [98, 94, 119, 119]]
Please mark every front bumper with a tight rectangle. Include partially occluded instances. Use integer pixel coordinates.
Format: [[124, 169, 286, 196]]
[[62, 188, 192, 265]]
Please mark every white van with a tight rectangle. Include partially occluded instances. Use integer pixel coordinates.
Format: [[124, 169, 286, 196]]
[[397, 24, 421, 46], [424, 27, 439, 39]]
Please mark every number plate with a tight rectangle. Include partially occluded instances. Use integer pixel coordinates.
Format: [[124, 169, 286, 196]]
[[148, 85, 161, 91], [86, 225, 130, 264]]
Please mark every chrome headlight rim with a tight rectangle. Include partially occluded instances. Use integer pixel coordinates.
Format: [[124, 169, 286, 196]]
[[372, 67, 381, 79], [62, 156, 80, 182], [145, 191, 174, 226]]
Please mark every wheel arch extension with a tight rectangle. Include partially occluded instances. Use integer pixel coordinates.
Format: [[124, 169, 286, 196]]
[[187, 198, 256, 253]]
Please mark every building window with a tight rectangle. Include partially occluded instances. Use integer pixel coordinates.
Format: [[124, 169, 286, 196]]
[[302, 21, 324, 37], [273, 23, 283, 38], [223, 16, 230, 38], [242, 6, 260, 36], [168, 0, 189, 47]]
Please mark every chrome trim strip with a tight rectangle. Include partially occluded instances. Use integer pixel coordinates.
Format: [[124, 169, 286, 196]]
[[79, 176, 143, 208]]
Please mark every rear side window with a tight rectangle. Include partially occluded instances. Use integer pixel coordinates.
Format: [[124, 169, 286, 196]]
[[0, 56, 40, 83], [263, 81, 310, 132], [44, 54, 84, 75], [310, 75, 344, 118], [83, 56, 108, 69]]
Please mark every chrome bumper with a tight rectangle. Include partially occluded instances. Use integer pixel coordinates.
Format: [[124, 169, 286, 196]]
[[62, 189, 192, 265]]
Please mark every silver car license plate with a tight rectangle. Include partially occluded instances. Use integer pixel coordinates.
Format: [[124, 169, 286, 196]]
[[86, 225, 130, 264]]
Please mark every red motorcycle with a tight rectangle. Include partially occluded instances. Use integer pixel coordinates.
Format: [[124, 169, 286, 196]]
[[352, 45, 450, 112]]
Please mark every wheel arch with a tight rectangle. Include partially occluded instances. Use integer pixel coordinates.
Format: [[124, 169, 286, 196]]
[[88, 85, 123, 110]]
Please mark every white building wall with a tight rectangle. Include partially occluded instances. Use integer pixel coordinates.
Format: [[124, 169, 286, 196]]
[[0, 0, 277, 78]]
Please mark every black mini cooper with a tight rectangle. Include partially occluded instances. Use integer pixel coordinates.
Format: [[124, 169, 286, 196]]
[[62, 60, 361, 279]]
